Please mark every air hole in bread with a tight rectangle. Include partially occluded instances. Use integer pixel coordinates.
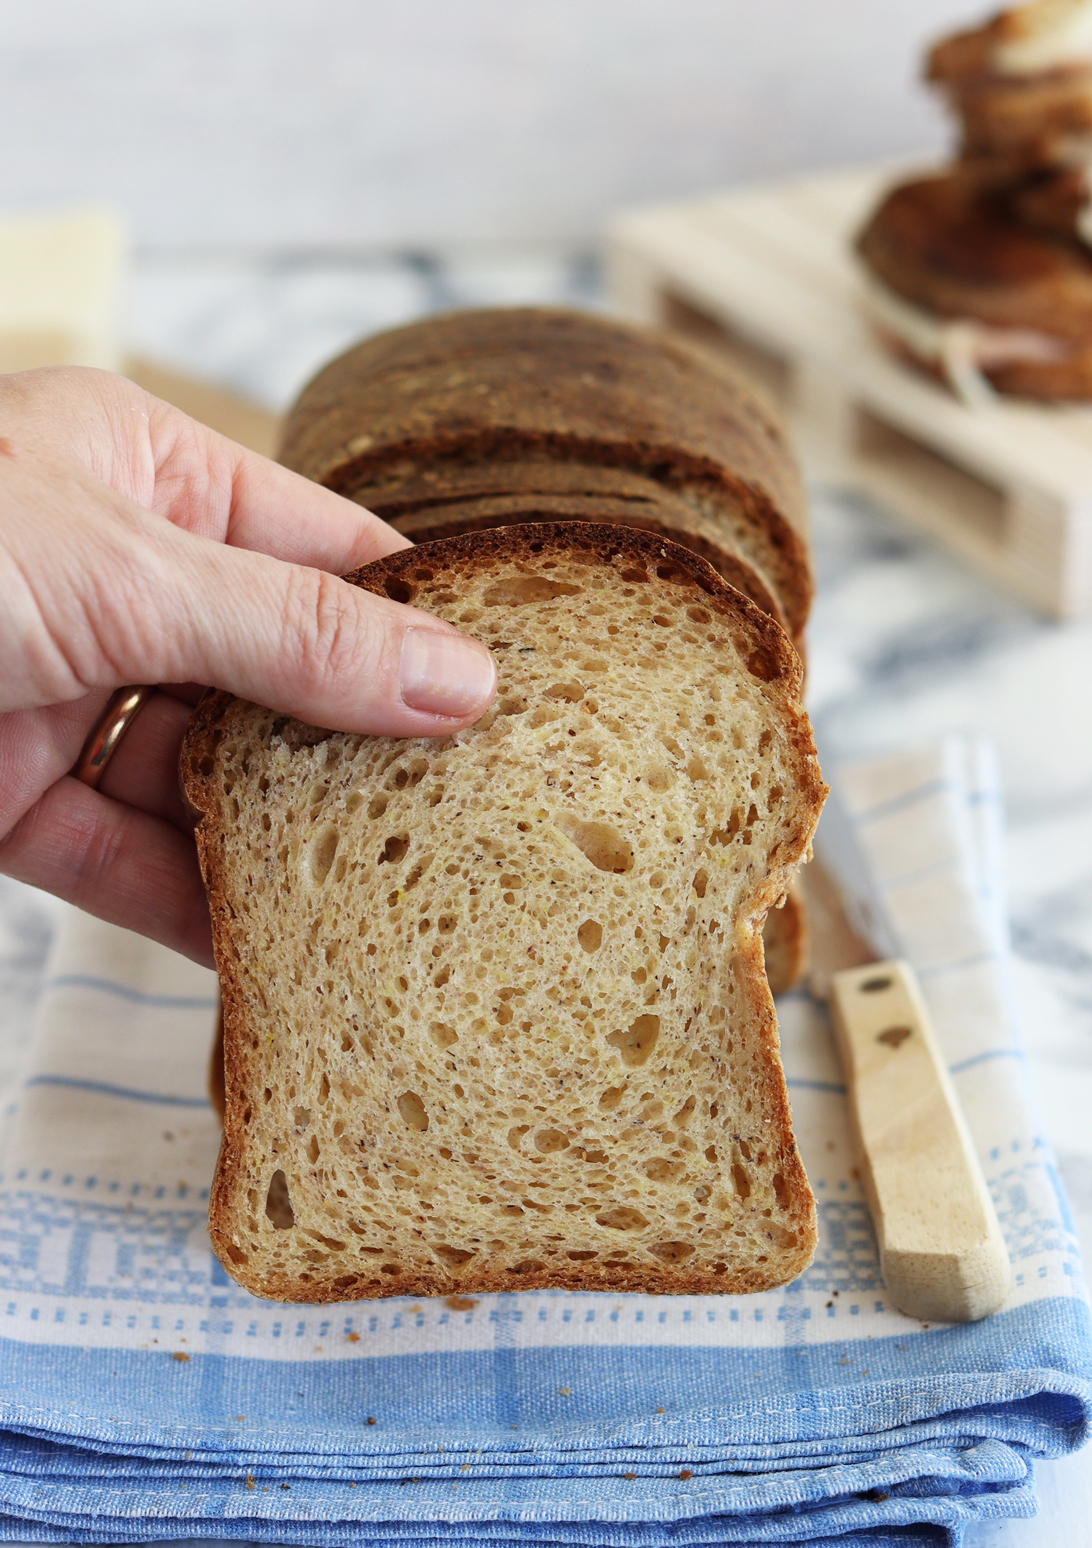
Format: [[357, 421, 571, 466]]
[[509, 1259, 546, 1274], [731, 1162, 751, 1199], [599, 1086, 624, 1111], [577, 920, 603, 953], [383, 578, 414, 604], [433, 1244, 475, 1271], [687, 755, 711, 783], [379, 835, 409, 865], [597, 1206, 648, 1232], [368, 793, 389, 821], [649, 1240, 695, 1262], [545, 681, 584, 703], [692, 869, 709, 899], [308, 825, 340, 886], [673, 1096, 696, 1127], [265, 1170, 295, 1229], [397, 1092, 428, 1131], [483, 576, 581, 606], [765, 1222, 799, 1249], [643, 1157, 682, 1183], [553, 817, 632, 874], [534, 1128, 569, 1154], [607, 1014, 660, 1068], [746, 644, 782, 682]]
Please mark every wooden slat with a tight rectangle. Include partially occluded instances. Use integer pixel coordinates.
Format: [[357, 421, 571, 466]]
[[606, 162, 1092, 618]]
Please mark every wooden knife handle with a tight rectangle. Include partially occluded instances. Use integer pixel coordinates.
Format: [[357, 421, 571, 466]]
[[829, 959, 1010, 1323]]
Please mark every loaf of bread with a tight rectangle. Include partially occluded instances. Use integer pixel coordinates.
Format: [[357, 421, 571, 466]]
[[182, 524, 825, 1302], [278, 308, 812, 648]]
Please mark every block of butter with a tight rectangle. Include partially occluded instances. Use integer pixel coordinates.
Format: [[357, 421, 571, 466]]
[[0, 207, 127, 374]]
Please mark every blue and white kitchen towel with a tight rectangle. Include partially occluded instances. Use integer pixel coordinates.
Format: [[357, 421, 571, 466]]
[[0, 737, 1087, 1545]]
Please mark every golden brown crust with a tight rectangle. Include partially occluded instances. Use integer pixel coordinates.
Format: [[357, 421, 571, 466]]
[[857, 172, 1092, 341], [277, 308, 812, 639], [183, 523, 824, 1303]]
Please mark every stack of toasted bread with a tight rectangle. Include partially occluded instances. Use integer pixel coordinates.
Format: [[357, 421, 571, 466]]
[[858, 0, 1092, 399], [183, 308, 827, 1301]]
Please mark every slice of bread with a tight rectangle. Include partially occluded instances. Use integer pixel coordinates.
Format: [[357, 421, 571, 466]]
[[205, 876, 807, 1125], [182, 524, 825, 1302]]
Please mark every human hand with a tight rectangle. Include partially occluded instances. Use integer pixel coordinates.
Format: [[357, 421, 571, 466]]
[[0, 368, 496, 965]]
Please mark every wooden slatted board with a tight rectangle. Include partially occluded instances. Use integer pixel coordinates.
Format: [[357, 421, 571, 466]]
[[605, 163, 1092, 618]]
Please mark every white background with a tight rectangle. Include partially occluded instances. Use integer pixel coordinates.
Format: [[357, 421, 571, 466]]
[[3, 0, 975, 251]]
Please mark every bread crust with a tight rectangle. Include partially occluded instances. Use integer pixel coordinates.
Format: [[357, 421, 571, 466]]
[[351, 450, 795, 644], [388, 503, 791, 641], [183, 523, 824, 1303], [927, 6, 1092, 82], [857, 173, 1092, 336], [276, 308, 812, 639]]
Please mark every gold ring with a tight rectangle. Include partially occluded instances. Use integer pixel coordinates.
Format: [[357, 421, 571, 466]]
[[73, 686, 154, 791]]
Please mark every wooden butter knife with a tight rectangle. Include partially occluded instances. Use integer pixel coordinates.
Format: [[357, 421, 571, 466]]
[[803, 787, 1010, 1324]]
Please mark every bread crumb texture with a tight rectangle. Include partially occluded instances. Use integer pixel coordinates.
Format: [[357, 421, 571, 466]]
[[183, 524, 824, 1302]]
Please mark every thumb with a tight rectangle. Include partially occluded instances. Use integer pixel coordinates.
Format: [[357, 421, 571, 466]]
[[121, 516, 497, 737]]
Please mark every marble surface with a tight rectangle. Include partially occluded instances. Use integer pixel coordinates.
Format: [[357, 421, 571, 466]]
[[4, 247, 1092, 1541]]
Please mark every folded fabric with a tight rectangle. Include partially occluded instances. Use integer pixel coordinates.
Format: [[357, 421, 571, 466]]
[[0, 738, 1086, 1546]]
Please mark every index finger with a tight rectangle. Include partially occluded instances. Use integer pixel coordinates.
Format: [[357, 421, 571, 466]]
[[146, 393, 410, 574]]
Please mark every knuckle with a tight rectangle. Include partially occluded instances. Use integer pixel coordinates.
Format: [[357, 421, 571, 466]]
[[285, 568, 392, 698]]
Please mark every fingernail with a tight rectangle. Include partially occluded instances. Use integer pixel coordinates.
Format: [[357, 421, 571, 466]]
[[399, 627, 496, 717]]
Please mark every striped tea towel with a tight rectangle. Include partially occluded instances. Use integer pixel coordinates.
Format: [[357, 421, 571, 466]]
[[0, 737, 1086, 1545]]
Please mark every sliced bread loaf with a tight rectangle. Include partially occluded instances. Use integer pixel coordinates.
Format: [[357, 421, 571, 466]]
[[277, 308, 812, 644], [182, 524, 825, 1302]]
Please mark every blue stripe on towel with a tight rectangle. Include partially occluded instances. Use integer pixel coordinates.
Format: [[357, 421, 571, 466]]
[[23, 1075, 210, 1110], [43, 975, 218, 1011]]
